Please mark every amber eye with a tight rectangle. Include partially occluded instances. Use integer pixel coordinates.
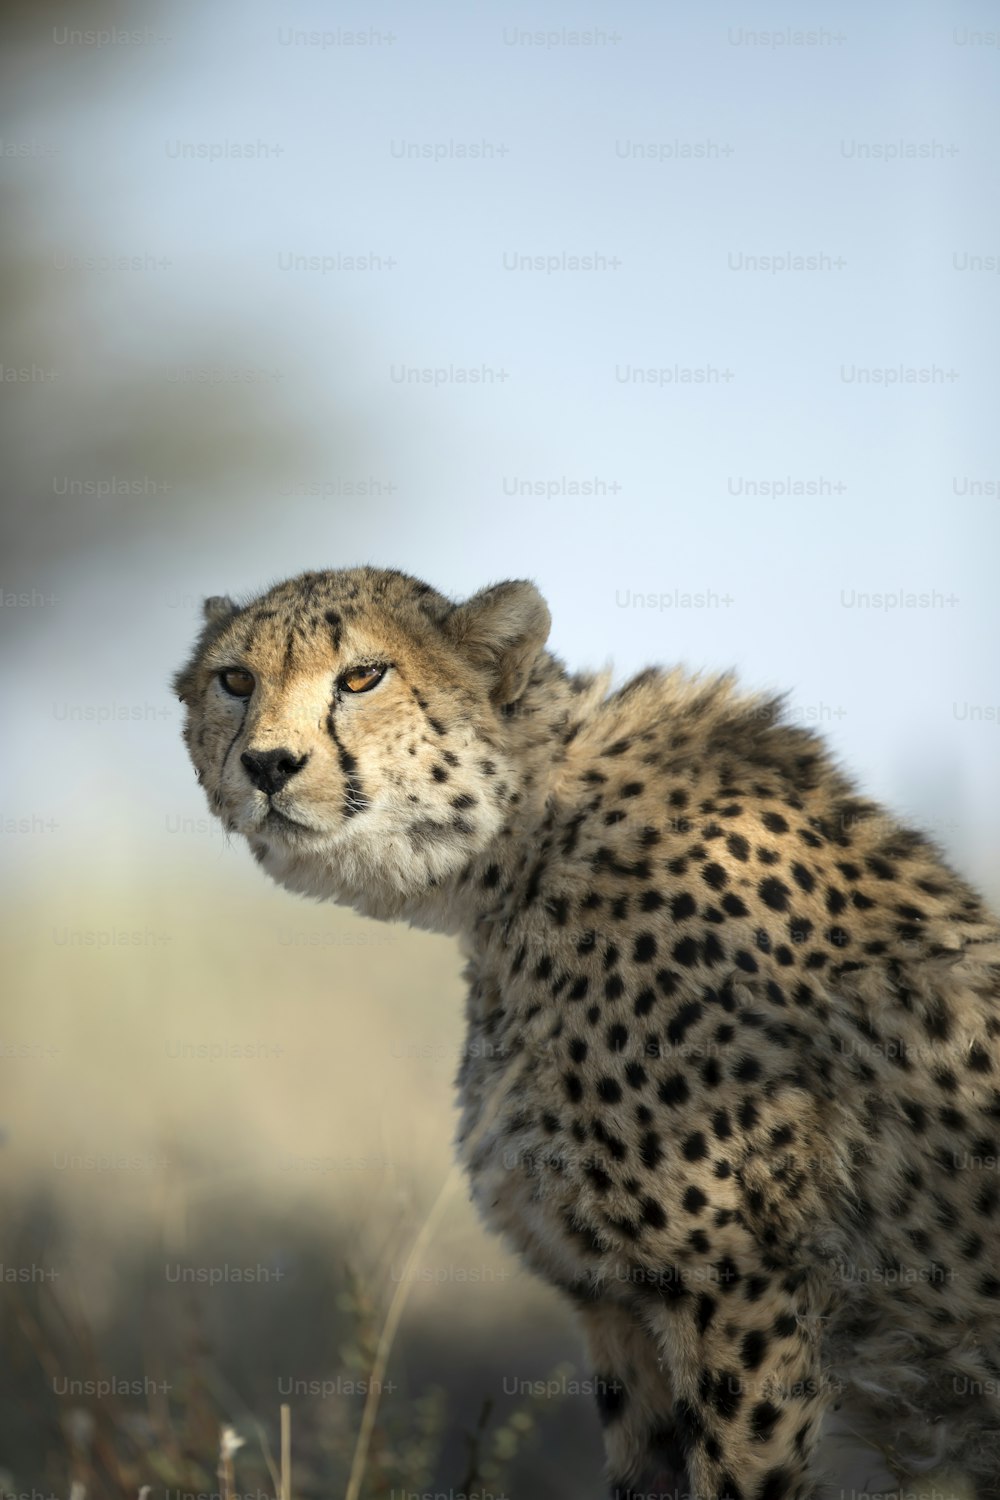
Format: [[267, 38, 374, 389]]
[[219, 668, 255, 698], [339, 664, 386, 694]]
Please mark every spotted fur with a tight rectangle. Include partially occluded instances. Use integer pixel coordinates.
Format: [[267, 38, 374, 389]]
[[175, 566, 1000, 1500]]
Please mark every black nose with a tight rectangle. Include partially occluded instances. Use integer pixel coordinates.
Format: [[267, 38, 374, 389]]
[[240, 748, 309, 796]]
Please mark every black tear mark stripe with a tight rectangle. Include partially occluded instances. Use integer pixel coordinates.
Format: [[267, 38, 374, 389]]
[[325, 609, 342, 653], [325, 698, 369, 818], [220, 699, 250, 778]]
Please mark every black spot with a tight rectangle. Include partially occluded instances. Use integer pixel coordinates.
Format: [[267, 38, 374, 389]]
[[683, 1132, 708, 1161], [712, 1371, 743, 1421], [683, 1185, 707, 1214], [671, 891, 697, 921], [640, 1132, 663, 1169], [740, 1329, 768, 1370], [634, 987, 655, 1017], [727, 833, 750, 861], [523, 860, 546, 904], [734, 1055, 762, 1082], [702, 862, 728, 890], [759, 1468, 794, 1500], [667, 1001, 704, 1046], [561, 812, 586, 855], [598, 1077, 623, 1104], [634, 932, 657, 964], [564, 1073, 583, 1103], [761, 812, 789, 834], [658, 1073, 690, 1107], [640, 889, 665, 912], [595, 1376, 627, 1425], [641, 1196, 667, 1229], [673, 937, 701, 967], [690, 1296, 716, 1338], [759, 877, 791, 912], [586, 1163, 612, 1193], [739, 1099, 759, 1129]]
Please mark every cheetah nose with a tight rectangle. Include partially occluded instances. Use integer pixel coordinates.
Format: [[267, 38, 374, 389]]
[[240, 748, 309, 796]]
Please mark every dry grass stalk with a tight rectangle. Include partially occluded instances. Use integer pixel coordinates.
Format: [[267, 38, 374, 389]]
[[344, 1167, 458, 1500], [217, 1425, 244, 1500], [280, 1404, 291, 1500]]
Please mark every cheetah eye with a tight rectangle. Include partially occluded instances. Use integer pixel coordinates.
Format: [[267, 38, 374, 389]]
[[339, 664, 387, 694], [219, 668, 255, 698]]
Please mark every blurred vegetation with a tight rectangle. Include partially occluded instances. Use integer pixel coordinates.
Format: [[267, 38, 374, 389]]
[[3, 1257, 572, 1498], [0, 875, 603, 1497]]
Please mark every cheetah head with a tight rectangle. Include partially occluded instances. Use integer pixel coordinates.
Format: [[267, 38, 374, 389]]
[[173, 567, 551, 924]]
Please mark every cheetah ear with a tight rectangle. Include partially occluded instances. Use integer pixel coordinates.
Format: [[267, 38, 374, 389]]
[[173, 595, 241, 702], [444, 580, 551, 705], [203, 595, 239, 624]]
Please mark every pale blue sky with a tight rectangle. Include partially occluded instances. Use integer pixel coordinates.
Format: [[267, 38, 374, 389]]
[[4, 0, 999, 899]]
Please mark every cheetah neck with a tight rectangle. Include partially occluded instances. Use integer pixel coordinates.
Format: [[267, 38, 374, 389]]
[[382, 653, 614, 937]]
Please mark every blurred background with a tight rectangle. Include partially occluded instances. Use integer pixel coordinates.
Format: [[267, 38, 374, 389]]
[[1, 0, 998, 1494]]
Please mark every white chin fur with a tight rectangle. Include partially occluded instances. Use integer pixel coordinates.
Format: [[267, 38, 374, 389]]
[[248, 810, 494, 928]]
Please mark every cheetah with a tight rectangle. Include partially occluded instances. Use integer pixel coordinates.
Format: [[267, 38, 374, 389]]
[[174, 566, 1000, 1500]]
